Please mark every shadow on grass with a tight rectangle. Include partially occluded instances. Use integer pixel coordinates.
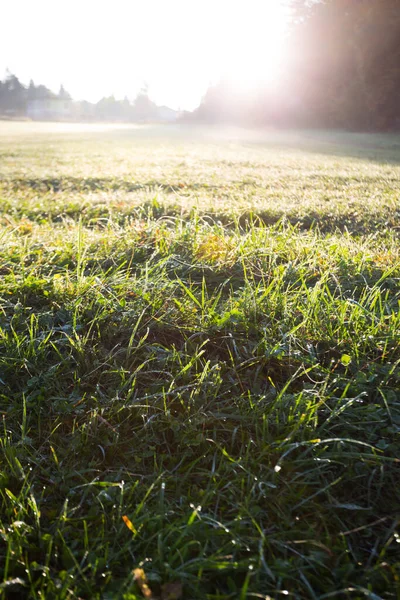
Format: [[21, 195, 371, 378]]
[[4, 176, 248, 194], [132, 201, 399, 236], [243, 128, 400, 164]]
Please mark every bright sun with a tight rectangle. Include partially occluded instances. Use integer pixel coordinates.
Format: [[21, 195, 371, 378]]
[[218, 1, 288, 90], [1, 0, 288, 110]]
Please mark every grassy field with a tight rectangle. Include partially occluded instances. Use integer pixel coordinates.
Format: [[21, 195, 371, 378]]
[[0, 121, 399, 599]]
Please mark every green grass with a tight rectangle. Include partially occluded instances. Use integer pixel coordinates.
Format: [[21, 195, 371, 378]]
[[0, 122, 399, 599]]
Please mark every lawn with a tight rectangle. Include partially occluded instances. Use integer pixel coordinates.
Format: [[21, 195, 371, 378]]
[[0, 122, 399, 599]]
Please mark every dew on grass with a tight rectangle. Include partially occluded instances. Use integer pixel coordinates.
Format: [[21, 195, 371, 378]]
[[2, 124, 400, 599]]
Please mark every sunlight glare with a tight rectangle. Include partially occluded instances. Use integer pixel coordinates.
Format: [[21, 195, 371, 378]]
[[1, 0, 288, 109], [219, 1, 288, 91]]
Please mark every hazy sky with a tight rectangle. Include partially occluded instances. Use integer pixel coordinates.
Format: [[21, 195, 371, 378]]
[[1, 0, 288, 110]]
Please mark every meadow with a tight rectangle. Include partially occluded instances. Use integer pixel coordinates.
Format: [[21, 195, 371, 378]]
[[0, 121, 399, 599]]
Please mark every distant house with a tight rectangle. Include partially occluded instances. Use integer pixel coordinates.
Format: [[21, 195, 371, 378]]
[[27, 97, 73, 120], [156, 105, 179, 123]]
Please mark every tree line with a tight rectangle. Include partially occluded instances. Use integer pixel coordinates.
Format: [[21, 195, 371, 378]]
[[0, 75, 172, 122], [194, 0, 400, 131]]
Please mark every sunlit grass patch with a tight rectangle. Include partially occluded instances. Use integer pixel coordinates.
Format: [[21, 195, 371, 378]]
[[0, 124, 399, 598]]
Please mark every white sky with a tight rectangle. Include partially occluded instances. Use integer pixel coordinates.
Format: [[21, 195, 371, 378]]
[[0, 0, 288, 110]]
